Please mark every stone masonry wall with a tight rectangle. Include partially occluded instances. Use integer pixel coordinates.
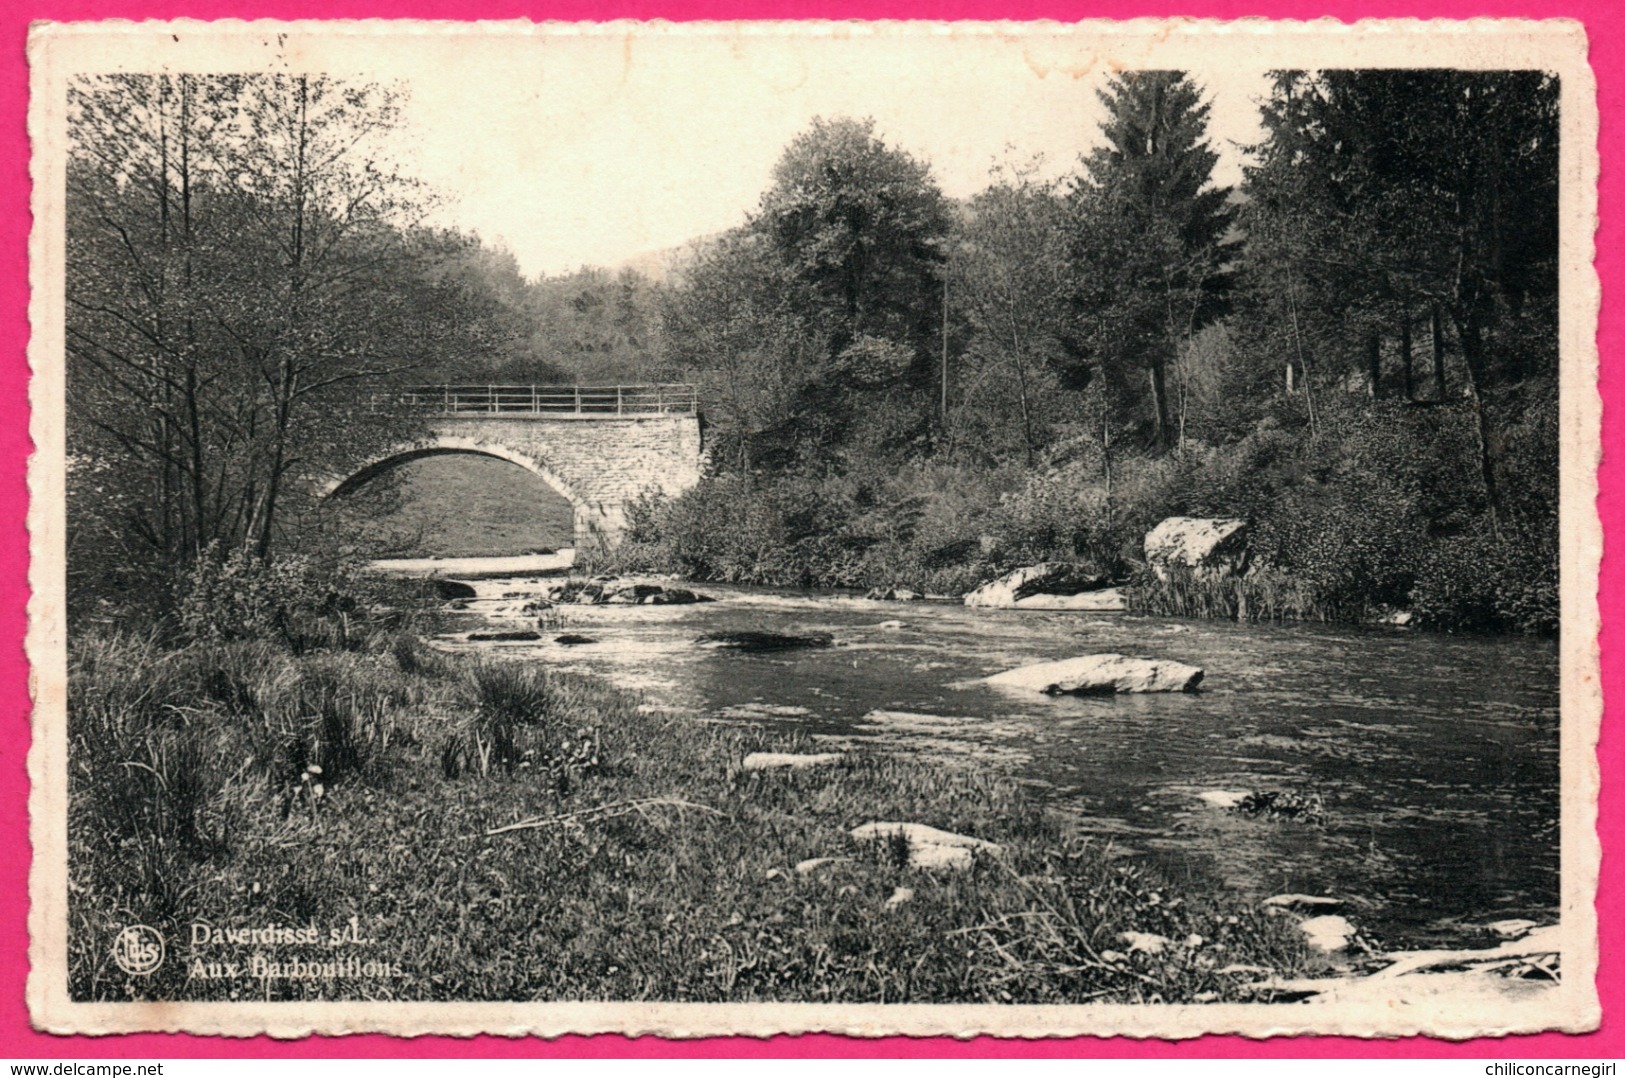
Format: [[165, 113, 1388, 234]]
[[425, 415, 703, 548]]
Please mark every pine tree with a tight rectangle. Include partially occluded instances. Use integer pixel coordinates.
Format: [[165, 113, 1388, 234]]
[[1067, 72, 1236, 450]]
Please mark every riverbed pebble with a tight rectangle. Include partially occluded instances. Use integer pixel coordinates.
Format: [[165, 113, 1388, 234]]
[[1482, 918, 1540, 940], [1119, 931, 1171, 955], [794, 857, 850, 877]]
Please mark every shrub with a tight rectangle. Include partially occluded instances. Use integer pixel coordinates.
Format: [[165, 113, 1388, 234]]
[[175, 547, 370, 652], [1127, 564, 1331, 623], [1410, 523, 1558, 633]]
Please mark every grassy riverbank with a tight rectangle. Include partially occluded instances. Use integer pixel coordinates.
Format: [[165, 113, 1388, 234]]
[[70, 631, 1314, 1004]]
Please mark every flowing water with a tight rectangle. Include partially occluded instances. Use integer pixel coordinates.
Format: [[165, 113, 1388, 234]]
[[443, 581, 1560, 950]]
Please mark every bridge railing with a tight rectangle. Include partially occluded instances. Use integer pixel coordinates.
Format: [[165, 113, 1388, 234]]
[[390, 384, 698, 417]]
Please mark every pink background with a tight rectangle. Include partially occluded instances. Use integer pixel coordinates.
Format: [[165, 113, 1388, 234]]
[[0, 0, 1615, 1058]]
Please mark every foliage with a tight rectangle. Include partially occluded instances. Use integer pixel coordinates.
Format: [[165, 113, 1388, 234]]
[[947, 157, 1074, 465], [66, 74, 503, 617], [1236, 70, 1559, 526], [750, 116, 951, 363], [174, 547, 372, 652], [1410, 524, 1559, 635]]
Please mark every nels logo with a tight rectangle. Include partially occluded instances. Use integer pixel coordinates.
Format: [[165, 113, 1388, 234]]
[[111, 925, 165, 976]]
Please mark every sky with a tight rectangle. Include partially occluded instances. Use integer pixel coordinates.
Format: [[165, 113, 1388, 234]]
[[362, 28, 1275, 278]]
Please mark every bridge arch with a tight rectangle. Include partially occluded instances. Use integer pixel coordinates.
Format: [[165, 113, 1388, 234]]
[[317, 395, 704, 552], [322, 436, 598, 549]]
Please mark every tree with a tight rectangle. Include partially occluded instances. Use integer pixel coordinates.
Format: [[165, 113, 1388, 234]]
[[1238, 70, 1560, 528], [1066, 72, 1237, 451], [750, 117, 952, 381], [67, 74, 488, 612], [948, 156, 1073, 465], [660, 229, 825, 470]]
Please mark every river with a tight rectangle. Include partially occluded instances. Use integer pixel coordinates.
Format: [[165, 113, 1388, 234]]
[[441, 580, 1560, 952]]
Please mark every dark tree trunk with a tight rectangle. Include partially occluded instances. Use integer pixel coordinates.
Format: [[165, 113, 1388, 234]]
[[1451, 309, 1502, 536], [1431, 304, 1447, 400], [1365, 332, 1381, 399], [1400, 317, 1414, 401], [1148, 361, 1172, 450]]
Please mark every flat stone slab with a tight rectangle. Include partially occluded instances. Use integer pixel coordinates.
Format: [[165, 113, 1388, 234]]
[[986, 653, 1204, 695], [1299, 914, 1356, 952], [1263, 893, 1343, 912], [850, 821, 1000, 871], [742, 752, 845, 772], [1012, 588, 1127, 611]]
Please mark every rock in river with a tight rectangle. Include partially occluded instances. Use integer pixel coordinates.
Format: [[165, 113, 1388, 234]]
[[964, 562, 1108, 609], [985, 653, 1204, 695], [604, 582, 666, 604], [642, 588, 712, 605], [1009, 588, 1127, 612], [865, 586, 922, 602], [1262, 894, 1342, 913], [466, 630, 542, 642], [1144, 517, 1249, 581], [433, 578, 478, 600], [696, 630, 834, 653]]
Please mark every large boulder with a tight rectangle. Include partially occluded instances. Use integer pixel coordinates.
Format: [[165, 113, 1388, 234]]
[[1143, 517, 1249, 581], [964, 563, 1107, 609], [986, 653, 1204, 695]]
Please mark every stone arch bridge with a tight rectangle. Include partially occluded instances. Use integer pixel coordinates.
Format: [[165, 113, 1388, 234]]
[[324, 385, 704, 550]]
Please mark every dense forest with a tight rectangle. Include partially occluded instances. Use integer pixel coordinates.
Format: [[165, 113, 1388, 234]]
[[67, 69, 1560, 633], [609, 71, 1561, 633]]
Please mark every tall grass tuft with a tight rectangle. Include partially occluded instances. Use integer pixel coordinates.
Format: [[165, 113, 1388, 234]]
[[443, 661, 605, 787], [1127, 565, 1336, 623]]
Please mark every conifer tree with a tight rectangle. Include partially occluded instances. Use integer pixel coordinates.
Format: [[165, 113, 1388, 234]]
[[1067, 71, 1236, 450]]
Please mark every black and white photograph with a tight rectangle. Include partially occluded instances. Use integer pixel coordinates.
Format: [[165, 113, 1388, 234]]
[[26, 19, 1600, 1038]]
